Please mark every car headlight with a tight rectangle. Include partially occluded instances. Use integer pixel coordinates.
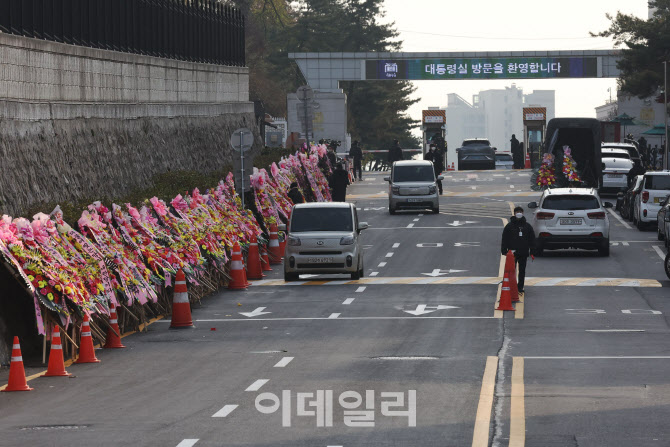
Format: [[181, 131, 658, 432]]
[[287, 235, 301, 246], [340, 235, 355, 245], [391, 185, 400, 194], [428, 185, 437, 194]]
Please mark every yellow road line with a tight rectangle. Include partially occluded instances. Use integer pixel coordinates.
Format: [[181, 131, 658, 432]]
[[0, 315, 165, 390], [472, 356, 499, 447], [515, 293, 525, 319], [509, 357, 526, 447]]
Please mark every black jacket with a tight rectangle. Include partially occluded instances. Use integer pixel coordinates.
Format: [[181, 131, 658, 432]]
[[349, 145, 363, 162], [329, 169, 350, 202], [501, 216, 536, 257], [388, 144, 404, 163], [288, 187, 304, 205]]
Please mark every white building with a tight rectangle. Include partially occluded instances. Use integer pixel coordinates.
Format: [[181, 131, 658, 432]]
[[444, 84, 555, 152]]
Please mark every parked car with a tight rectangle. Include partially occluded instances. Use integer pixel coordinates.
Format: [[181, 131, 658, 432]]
[[282, 202, 368, 281], [457, 139, 496, 170], [656, 195, 670, 242], [619, 175, 644, 221], [528, 187, 613, 256], [495, 152, 514, 170], [601, 149, 634, 193], [633, 172, 670, 230], [602, 142, 641, 165], [385, 160, 443, 214]]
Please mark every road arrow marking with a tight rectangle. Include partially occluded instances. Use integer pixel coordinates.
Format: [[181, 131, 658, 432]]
[[240, 307, 272, 318], [421, 269, 469, 277], [454, 242, 481, 247], [446, 221, 479, 227], [404, 304, 460, 316]]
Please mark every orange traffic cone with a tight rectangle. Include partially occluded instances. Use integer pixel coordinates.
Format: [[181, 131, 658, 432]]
[[261, 245, 273, 272], [2, 337, 33, 391], [76, 314, 100, 363], [103, 302, 126, 348], [278, 233, 287, 260], [524, 153, 531, 169], [504, 251, 520, 302], [228, 242, 248, 290], [246, 234, 264, 280], [496, 268, 516, 312], [268, 223, 282, 264], [43, 327, 71, 377], [170, 269, 194, 328]]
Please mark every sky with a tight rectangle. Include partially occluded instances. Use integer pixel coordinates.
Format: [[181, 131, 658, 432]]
[[378, 0, 650, 137]]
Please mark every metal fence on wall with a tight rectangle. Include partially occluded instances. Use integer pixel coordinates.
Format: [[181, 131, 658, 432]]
[[0, 0, 245, 66]]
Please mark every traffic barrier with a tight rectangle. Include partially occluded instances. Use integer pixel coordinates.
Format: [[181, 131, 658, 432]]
[[246, 234, 264, 280], [505, 251, 520, 302], [228, 242, 249, 290], [76, 314, 101, 363], [43, 327, 71, 377], [261, 245, 273, 272], [170, 269, 194, 328], [103, 302, 126, 348], [2, 337, 33, 391], [496, 267, 515, 312], [524, 153, 531, 169], [268, 223, 282, 264]]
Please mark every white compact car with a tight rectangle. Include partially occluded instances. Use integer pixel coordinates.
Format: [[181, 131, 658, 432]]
[[282, 202, 368, 281], [633, 171, 670, 230], [495, 152, 514, 170], [601, 148, 633, 192], [385, 160, 443, 214], [528, 188, 613, 256]]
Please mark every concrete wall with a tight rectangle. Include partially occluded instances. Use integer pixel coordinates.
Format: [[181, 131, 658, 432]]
[[0, 33, 258, 217]]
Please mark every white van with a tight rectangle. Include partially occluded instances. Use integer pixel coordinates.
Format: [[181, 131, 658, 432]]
[[633, 172, 670, 230]]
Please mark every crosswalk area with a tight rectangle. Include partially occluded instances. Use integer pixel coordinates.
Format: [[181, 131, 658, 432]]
[[440, 202, 513, 219]]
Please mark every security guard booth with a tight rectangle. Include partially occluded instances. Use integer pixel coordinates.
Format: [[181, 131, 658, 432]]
[[421, 109, 448, 168], [523, 107, 547, 169]]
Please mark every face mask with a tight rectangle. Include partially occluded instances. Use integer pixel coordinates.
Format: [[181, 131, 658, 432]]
[[515, 213, 523, 219]]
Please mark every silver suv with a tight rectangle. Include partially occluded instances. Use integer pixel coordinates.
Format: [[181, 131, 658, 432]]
[[385, 160, 442, 214], [281, 202, 368, 281], [528, 188, 613, 256]]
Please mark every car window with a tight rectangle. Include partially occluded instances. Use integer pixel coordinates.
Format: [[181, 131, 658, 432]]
[[290, 208, 353, 232], [602, 151, 630, 159], [463, 140, 490, 146], [644, 175, 670, 190], [542, 195, 600, 210], [393, 165, 435, 182], [496, 154, 513, 161]]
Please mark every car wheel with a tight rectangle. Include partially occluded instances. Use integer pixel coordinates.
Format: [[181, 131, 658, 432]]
[[598, 240, 610, 257], [284, 271, 299, 282], [665, 252, 670, 280], [659, 228, 665, 241], [637, 218, 646, 231], [351, 270, 361, 280], [432, 207, 439, 214], [389, 206, 396, 215]]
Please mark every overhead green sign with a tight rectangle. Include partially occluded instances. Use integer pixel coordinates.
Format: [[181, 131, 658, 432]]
[[366, 57, 598, 80]]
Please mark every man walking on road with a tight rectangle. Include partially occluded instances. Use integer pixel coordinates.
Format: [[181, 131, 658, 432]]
[[501, 206, 536, 294], [510, 134, 521, 169], [329, 162, 350, 202], [349, 140, 364, 181]]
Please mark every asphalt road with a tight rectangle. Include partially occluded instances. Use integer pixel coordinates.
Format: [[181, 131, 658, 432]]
[[2, 169, 670, 447]]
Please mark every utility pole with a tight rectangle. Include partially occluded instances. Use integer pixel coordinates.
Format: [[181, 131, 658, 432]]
[[665, 61, 668, 170]]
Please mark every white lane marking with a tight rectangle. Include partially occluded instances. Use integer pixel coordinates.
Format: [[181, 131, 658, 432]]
[[418, 214, 424, 217], [392, 243, 400, 248], [413, 218, 420, 222], [525, 356, 670, 359], [328, 313, 341, 319], [586, 329, 645, 332], [378, 262, 387, 267], [342, 298, 355, 305], [212, 405, 239, 418], [274, 357, 294, 367], [505, 177, 510, 180], [187, 316, 495, 322], [386, 252, 394, 257], [355, 286, 367, 293], [370, 272, 379, 277], [245, 379, 269, 392], [608, 208, 632, 230], [509, 185, 514, 188], [176, 440, 199, 447], [652, 245, 665, 261], [240, 307, 272, 318], [406, 223, 415, 228]]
